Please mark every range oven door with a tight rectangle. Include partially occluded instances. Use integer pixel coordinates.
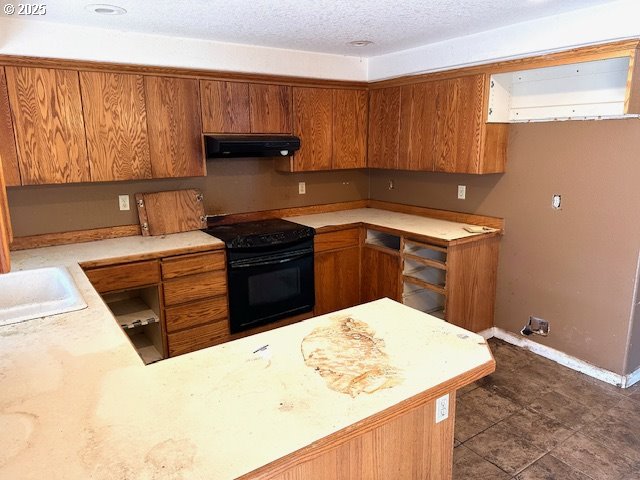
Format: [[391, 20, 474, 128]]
[[226, 238, 315, 333]]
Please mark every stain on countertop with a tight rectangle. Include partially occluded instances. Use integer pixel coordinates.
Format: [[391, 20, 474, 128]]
[[301, 316, 402, 397]]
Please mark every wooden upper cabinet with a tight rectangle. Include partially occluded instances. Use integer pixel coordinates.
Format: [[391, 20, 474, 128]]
[[144, 76, 205, 178], [367, 87, 401, 169], [5, 66, 89, 185], [200, 80, 250, 133], [333, 89, 368, 169], [433, 75, 485, 174], [249, 84, 292, 133], [398, 81, 439, 171], [80, 72, 152, 181], [396, 74, 507, 174], [0, 67, 20, 187], [293, 87, 333, 171]]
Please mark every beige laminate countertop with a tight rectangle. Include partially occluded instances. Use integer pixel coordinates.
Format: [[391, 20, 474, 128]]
[[285, 207, 497, 241], [0, 230, 494, 479]]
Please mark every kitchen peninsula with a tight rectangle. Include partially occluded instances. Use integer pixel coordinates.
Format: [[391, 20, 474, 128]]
[[0, 294, 494, 479]]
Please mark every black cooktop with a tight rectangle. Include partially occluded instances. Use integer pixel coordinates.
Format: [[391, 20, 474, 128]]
[[205, 218, 315, 249]]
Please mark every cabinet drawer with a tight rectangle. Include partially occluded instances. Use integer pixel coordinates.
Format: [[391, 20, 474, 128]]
[[165, 295, 228, 333], [161, 250, 225, 279], [314, 228, 360, 253], [84, 260, 160, 293], [167, 319, 229, 357], [163, 270, 227, 306]]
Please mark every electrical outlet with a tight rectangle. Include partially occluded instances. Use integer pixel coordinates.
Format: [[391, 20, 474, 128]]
[[298, 182, 306, 195], [457, 185, 466, 200], [118, 195, 130, 211], [552, 194, 561, 209], [435, 394, 449, 423]]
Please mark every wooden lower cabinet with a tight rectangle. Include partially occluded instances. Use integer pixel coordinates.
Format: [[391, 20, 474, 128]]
[[167, 317, 229, 357], [314, 228, 362, 315], [83, 260, 160, 294], [361, 246, 402, 303], [161, 250, 230, 357], [314, 246, 361, 316], [445, 236, 500, 332]]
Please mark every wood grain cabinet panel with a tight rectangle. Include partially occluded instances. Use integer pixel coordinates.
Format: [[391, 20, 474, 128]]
[[397, 74, 507, 174], [163, 270, 227, 307], [80, 71, 152, 181], [445, 235, 500, 332], [293, 87, 333, 171], [5, 66, 89, 185], [144, 76, 205, 178], [314, 246, 361, 316], [200, 80, 250, 133], [433, 75, 485, 174], [249, 84, 292, 133], [314, 228, 360, 253], [167, 318, 229, 357], [283, 87, 367, 172], [0, 67, 20, 187], [332, 89, 368, 169], [361, 246, 402, 303], [367, 87, 401, 169], [165, 295, 228, 334], [398, 81, 439, 171], [0, 158, 11, 273], [84, 260, 160, 294], [161, 250, 225, 279]]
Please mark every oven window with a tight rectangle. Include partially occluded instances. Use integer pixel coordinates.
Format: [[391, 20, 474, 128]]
[[247, 267, 301, 306]]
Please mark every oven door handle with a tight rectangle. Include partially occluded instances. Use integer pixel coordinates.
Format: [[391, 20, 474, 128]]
[[230, 251, 312, 269]]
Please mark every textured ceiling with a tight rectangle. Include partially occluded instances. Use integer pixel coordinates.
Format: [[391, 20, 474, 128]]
[[0, 0, 622, 56]]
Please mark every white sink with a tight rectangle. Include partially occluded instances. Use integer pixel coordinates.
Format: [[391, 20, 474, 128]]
[[0, 267, 87, 327]]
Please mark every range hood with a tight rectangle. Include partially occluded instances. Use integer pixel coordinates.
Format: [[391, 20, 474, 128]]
[[204, 134, 301, 159]]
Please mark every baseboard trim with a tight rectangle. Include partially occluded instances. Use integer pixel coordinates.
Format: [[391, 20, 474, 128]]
[[482, 327, 639, 389], [626, 365, 640, 388]]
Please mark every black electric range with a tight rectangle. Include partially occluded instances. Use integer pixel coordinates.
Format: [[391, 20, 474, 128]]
[[204, 219, 316, 333]]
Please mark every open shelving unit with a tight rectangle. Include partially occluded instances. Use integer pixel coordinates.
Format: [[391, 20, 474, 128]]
[[401, 239, 448, 320], [103, 287, 164, 365]]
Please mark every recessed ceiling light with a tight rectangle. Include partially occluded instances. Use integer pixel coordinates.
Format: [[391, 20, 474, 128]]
[[348, 40, 374, 47], [86, 4, 127, 15]]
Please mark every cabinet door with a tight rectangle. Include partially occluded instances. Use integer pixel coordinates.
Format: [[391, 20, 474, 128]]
[[144, 76, 205, 178], [5, 66, 89, 185], [398, 81, 439, 171], [293, 87, 332, 171], [333, 89, 367, 169], [315, 246, 361, 315], [200, 80, 250, 133], [249, 84, 292, 133], [0, 155, 10, 272], [361, 246, 401, 303], [0, 68, 20, 187], [367, 87, 401, 169], [80, 72, 152, 181], [433, 75, 485, 174]]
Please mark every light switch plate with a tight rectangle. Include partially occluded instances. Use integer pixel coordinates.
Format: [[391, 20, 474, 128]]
[[298, 182, 306, 195], [435, 394, 449, 423]]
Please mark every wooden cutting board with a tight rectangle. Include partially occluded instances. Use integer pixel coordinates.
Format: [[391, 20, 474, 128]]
[[135, 189, 206, 236]]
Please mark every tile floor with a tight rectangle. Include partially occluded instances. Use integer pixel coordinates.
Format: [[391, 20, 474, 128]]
[[453, 338, 640, 480]]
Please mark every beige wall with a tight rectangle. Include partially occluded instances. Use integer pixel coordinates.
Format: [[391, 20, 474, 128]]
[[370, 121, 640, 375], [7, 157, 368, 237]]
